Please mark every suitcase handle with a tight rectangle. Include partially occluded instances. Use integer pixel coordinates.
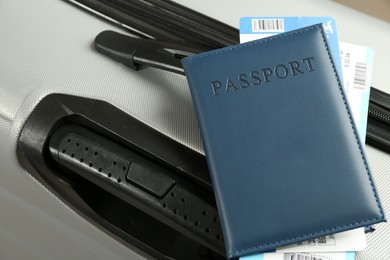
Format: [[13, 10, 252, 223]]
[[94, 30, 204, 75]]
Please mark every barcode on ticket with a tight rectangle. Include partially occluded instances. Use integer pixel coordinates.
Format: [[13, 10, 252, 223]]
[[353, 61, 368, 89], [283, 253, 333, 260], [251, 19, 284, 32]]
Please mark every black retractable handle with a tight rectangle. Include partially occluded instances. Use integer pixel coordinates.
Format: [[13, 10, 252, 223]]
[[94, 30, 204, 74], [68, 0, 239, 49]]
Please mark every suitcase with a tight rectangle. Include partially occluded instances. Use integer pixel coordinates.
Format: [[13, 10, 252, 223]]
[[2, 0, 390, 259]]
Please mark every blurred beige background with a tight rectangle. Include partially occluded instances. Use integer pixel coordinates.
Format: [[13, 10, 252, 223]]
[[334, 0, 390, 22]]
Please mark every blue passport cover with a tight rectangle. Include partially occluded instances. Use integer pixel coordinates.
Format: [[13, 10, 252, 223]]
[[181, 24, 385, 258]]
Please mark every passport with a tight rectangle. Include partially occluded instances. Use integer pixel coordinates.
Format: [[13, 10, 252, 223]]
[[181, 24, 385, 259]]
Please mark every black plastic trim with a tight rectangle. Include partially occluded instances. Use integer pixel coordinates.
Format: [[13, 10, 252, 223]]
[[17, 94, 225, 259], [367, 88, 390, 153]]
